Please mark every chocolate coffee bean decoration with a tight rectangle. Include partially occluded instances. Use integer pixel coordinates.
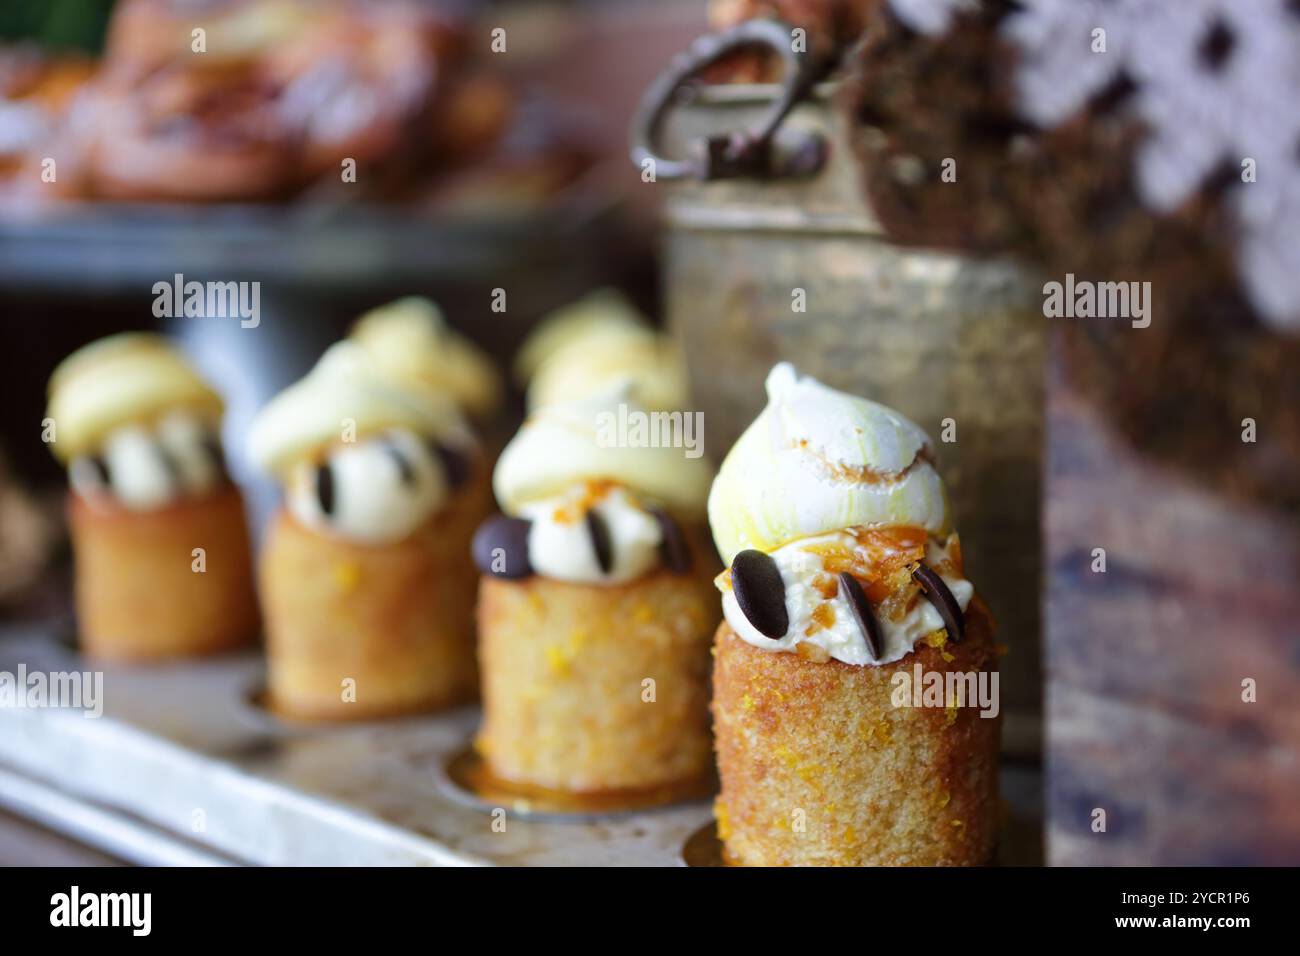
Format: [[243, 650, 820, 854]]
[[731, 549, 789, 639], [838, 571, 883, 661], [88, 455, 112, 490], [386, 443, 416, 486], [585, 509, 613, 574], [473, 515, 533, 579], [315, 462, 336, 517], [649, 507, 691, 574], [153, 442, 183, 486], [202, 434, 228, 482], [432, 442, 471, 491], [912, 564, 965, 643]]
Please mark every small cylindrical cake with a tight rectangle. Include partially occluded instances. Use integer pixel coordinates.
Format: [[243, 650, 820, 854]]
[[708, 364, 1001, 866], [473, 389, 719, 794], [248, 341, 487, 721], [45, 333, 258, 661]]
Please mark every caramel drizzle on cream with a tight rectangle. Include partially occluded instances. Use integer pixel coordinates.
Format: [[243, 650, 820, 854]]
[[793, 438, 937, 486]]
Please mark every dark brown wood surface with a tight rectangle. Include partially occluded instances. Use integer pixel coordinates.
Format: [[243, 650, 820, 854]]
[[1046, 328, 1300, 865]]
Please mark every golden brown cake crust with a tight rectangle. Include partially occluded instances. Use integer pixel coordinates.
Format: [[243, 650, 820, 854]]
[[258, 469, 490, 721], [68, 485, 258, 661], [476, 532, 720, 793], [712, 600, 1001, 866]]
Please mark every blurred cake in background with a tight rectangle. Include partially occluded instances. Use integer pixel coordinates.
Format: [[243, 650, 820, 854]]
[[44, 332, 259, 660], [349, 297, 504, 426], [0, 0, 594, 208], [472, 386, 719, 797], [516, 289, 691, 412], [248, 340, 486, 720]]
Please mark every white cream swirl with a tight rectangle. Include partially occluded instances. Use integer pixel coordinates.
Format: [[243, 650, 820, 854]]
[[249, 341, 476, 544], [46, 332, 225, 464], [721, 534, 972, 665], [519, 484, 664, 585], [67, 410, 225, 512], [284, 428, 448, 543], [248, 341, 472, 478], [708, 363, 949, 565]]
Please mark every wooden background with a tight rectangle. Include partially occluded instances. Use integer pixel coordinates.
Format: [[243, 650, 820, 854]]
[[1046, 327, 1300, 865]]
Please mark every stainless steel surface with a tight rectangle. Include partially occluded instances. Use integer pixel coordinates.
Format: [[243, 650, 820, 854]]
[[0, 627, 1041, 865], [0, 192, 620, 294], [0, 630, 712, 866], [0, 803, 123, 867], [0, 768, 230, 866]]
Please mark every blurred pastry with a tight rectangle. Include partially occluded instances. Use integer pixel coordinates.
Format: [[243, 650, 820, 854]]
[[349, 297, 503, 424], [248, 341, 484, 720], [45, 333, 258, 660], [102, 0, 310, 80], [518, 290, 689, 412], [708, 363, 999, 865], [472, 388, 719, 795], [80, 63, 297, 203], [0, 48, 95, 168], [421, 89, 595, 214], [427, 71, 515, 168], [1, 0, 594, 207], [81, 0, 312, 201], [259, 1, 459, 182], [77, 0, 460, 202], [0, 47, 96, 199]]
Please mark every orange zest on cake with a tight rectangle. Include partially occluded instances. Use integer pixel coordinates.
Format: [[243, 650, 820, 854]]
[[706, 363, 1000, 866]]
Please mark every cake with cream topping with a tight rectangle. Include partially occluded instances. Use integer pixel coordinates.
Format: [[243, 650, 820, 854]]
[[709, 363, 999, 865], [248, 341, 485, 720], [472, 387, 719, 795], [45, 333, 258, 660]]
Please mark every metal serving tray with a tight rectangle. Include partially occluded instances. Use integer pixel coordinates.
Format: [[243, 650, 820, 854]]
[[0, 180, 618, 296], [0, 626, 1041, 866]]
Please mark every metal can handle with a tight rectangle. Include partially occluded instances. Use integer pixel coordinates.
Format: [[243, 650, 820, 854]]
[[629, 19, 826, 182]]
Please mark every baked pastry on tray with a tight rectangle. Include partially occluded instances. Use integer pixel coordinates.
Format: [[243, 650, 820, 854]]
[[248, 341, 485, 721], [45, 333, 258, 660], [0, 48, 95, 185], [472, 387, 719, 796], [68, 0, 461, 203], [708, 363, 1000, 865]]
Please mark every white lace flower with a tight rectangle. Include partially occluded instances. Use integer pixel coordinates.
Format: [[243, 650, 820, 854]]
[[888, 0, 978, 37], [1001, 0, 1300, 329]]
